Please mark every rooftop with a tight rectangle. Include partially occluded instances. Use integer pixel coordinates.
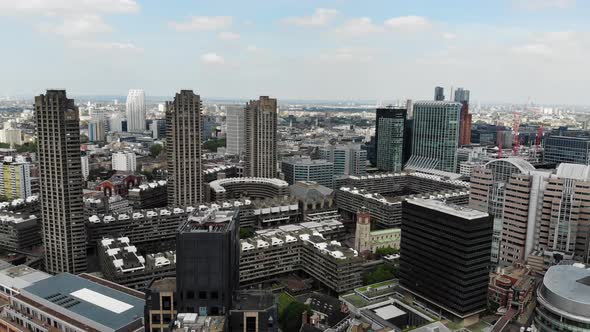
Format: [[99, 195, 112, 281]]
[[208, 177, 288, 193], [406, 198, 489, 220], [20, 273, 145, 331], [540, 264, 590, 319], [0, 263, 51, 292], [179, 207, 237, 233], [149, 277, 176, 292]]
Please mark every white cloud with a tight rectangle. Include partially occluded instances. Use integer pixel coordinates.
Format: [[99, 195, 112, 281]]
[[384, 16, 432, 31], [169, 16, 232, 31], [513, 0, 576, 10], [68, 40, 143, 52], [246, 45, 262, 52], [317, 47, 375, 63], [201, 52, 225, 64], [218, 31, 240, 40], [0, 0, 139, 15], [334, 17, 382, 36], [283, 8, 339, 27], [443, 32, 457, 40], [41, 14, 112, 37]]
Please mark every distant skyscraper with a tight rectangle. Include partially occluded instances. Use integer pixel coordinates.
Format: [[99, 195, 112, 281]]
[[434, 86, 445, 101], [88, 119, 106, 142], [400, 198, 492, 321], [409, 101, 461, 172], [454, 88, 470, 103], [109, 113, 124, 132], [454, 88, 472, 146], [126, 89, 145, 132], [166, 90, 203, 207], [81, 153, 89, 180], [405, 99, 413, 119], [35, 90, 87, 274], [375, 107, 406, 172], [244, 96, 278, 178], [226, 106, 245, 155]]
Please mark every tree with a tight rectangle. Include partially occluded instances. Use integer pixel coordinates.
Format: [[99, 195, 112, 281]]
[[363, 264, 399, 285], [239, 227, 255, 239], [203, 138, 226, 152], [279, 302, 310, 332], [150, 144, 163, 158], [375, 246, 399, 258]]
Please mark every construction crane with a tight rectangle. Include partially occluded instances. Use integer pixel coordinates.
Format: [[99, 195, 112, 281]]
[[513, 112, 520, 156]]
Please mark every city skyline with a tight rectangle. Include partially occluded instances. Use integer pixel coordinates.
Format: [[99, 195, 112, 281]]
[[1, 0, 589, 105]]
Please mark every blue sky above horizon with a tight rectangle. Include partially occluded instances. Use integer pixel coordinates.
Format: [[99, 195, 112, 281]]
[[1, 0, 589, 104]]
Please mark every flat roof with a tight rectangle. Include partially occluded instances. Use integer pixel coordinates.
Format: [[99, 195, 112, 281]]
[[406, 198, 488, 220], [373, 304, 406, 320], [0, 265, 51, 291], [21, 273, 144, 331], [541, 264, 590, 318]]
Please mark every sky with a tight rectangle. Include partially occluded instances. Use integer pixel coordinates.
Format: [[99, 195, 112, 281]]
[[0, 0, 589, 104]]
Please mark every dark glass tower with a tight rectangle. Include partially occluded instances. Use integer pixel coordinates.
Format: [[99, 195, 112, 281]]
[[375, 107, 406, 172], [400, 198, 492, 319], [176, 208, 239, 315]]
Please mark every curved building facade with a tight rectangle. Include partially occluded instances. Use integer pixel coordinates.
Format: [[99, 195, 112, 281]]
[[534, 264, 590, 331], [206, 177, 289, 202]]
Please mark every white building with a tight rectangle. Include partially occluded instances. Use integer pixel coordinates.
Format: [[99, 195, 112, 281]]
[[0, 129, 22, 146], [126, 89, 146, 132], [319, 144, 367, 176], [112, 152, 137, 172], [225, 106, 245, 155], [109, 113, 124, 132], [81, 155, 89, 180]]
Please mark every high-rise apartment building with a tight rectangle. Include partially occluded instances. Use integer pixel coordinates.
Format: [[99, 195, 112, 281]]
[[281, 157, 334, 188], [126, 89, 146, 132], [166, 90, 203, 207], [409, 101, 461, 173], [225, 106, 245, 155], [112, 151, 137, 172], [454, 88, 472, 146], [0, 159, 32, 200], [35, 90, 87, 274], [543, 136, 590, 165], [375, 107, 406, 172], [110, 113, 124, 132], [318, 144, 367, 176], [434, 86, 445, 101], [244, 96, 277, 178], [400, 198, 492, 321]]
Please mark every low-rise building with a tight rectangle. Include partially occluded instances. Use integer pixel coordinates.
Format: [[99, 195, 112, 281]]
[[86, 207, 190, 249], [1, 273, 145, 332], [127, 180, 168, 209], [98, 237, 176, 290], [205, 177, 289, 202], [0, 262, 50, 300], [0, 211, 41, 251], [488, 264, 537, 316], [240, 228, 363, 294]]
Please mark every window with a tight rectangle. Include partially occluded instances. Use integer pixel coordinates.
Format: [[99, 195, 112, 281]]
[[199, 291, 207, 299], [162, 296, 172, 310], [211, 291, 219, 299], [187, 291, 194, 299], [152, 314, 161, 324]]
